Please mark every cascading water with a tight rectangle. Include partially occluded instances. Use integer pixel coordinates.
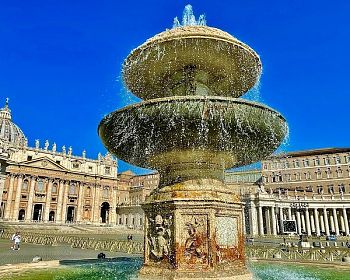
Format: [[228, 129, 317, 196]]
[[98, 4, 288, 280]]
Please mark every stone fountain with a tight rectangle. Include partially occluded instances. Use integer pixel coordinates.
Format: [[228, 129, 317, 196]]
[[98, 5, 287, 280]]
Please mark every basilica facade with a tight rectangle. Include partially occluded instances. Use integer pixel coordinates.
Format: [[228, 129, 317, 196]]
[[0, 100, 157, 228]]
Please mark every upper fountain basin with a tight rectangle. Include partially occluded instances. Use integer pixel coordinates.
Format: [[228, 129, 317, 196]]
[[98, 96, 287, 183], [123, 26, 262, 100]]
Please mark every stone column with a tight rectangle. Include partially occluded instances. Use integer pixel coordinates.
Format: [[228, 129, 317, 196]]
[[330, 214, 335, 233], [12, 174, 23, 221], [288, 208, 292, 220], [343, 208, 349, 236], [110, 186, 117, 225], [76, 182, 84, 223], [90, 185, 95, 223], [301, 212, 306, 233], [0, 175, 6, 213], [320, 215, 325, 233], [61, 181, 69, 223], [43, 179, 53, 222], [271, 206, 277, 236], [340, 215, 346, 233], [279, 207, 284, 233], [4, 175, 15, 220], [25, 176, 36, 222], [310, 212, 315, 233], [258, 206, 264, 236], [333, 208, 340, 235], [296, 211, 302, 234], [93, 185, 101, 223], [55, 180, 65, 223], [265, 207, 271, 235], [323, 208, 330, 236], [305, 208, 311, 236], [314, 208, 321, 236]]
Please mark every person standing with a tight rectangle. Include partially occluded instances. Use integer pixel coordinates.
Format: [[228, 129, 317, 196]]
[[12, 232, 21, 250]]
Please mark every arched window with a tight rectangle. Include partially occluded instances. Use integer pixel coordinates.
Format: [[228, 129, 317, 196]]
[[22, 180, 28, 191], [69, 183, 76, 195], [37, 179, 44, 192]]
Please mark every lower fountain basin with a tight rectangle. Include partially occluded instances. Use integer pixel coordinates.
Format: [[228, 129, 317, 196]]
[[4, 259, 350, 280], [98, 96, 287, 185]]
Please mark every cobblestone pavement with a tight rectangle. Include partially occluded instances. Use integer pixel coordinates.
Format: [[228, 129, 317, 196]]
[[0, 239, 141, 266]]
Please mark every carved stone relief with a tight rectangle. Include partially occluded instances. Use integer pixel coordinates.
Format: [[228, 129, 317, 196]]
[[147, 214, 173, 263], [180, 214, 209, 267]]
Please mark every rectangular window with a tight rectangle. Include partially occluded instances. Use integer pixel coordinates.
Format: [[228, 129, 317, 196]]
[[328, 185, 334, 194], [56, 160, 61, 164], [304, 160, 309, 167], [335, 156, 341, 164], [294, 161, 300, 168], [317, 186, 323, 194], [27, 156, 33, 161], [105, 167, 111, 175], [345, 155, 350, 163], [314, 158, 320, 166], [324, 158, 330, 165]]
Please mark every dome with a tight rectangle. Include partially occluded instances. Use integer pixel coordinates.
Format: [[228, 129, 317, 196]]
[[0, 99, 27, 147]]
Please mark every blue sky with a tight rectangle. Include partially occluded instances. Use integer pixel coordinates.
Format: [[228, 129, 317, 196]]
[[1, 0, 349, 174]]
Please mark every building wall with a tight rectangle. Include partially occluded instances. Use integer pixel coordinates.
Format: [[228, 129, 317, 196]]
[[244, 148, 350, 237]]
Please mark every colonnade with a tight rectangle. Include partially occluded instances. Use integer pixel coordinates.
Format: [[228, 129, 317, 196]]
[[254, 204, 350, 237], [116, 212, 144, 229]]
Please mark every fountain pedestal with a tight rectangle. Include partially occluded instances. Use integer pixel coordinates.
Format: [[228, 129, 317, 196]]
[[139, 179, 252, 279]]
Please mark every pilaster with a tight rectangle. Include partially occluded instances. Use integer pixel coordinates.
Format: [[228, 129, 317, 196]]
[[43, 179, 53, 222], [25, 176, 37, 222], [61, 180, 69, 223], [55, 180, 65, 223], [4, 175, 15, 220], [76, 182, 84, 222]]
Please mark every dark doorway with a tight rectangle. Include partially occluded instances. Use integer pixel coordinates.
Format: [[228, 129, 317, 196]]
[[18, 209, 25, 220], [33, 204, 43, 221], [0, 202, 5, 219], [66, 206, 75, 222], [49, 211, 55, 222], [100, 202, 110, 223]]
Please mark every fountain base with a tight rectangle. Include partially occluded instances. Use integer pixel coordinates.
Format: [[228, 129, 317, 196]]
[[139, 267, 252, 280], [140, 179, 250, 279]]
